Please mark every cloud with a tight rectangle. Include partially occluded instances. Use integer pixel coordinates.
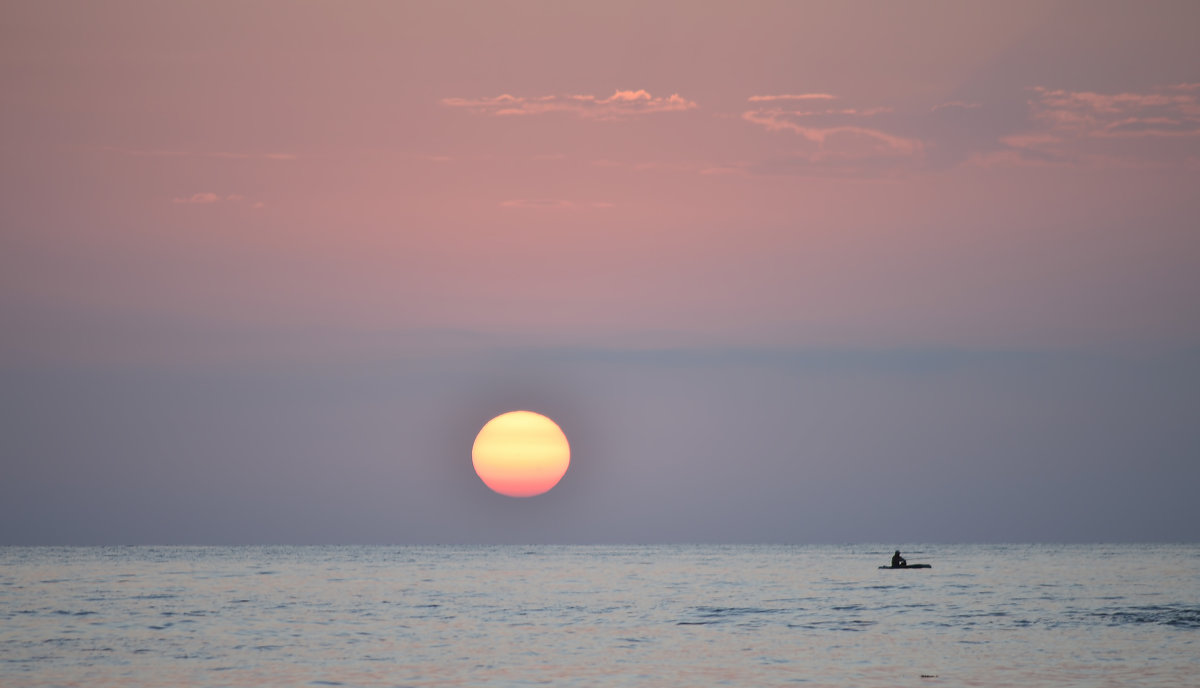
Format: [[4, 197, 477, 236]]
[[740, 93, 923, 176], [1030, 85, 1200, 138], [441, 89, 697, 119], [757, 107, 893, 118], [742, 109, 923, 170], [985, 85, 1200, 167], [745, 95, 894, 120], [748, 93, 837, 102], [741, 86, 1200, 173], [172, 192, 221, 204]]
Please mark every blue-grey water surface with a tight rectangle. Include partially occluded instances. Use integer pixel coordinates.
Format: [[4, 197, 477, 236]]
[[2, 544, 1197, 687]]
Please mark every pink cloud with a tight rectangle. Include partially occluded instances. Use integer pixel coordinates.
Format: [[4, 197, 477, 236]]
[[1036, 86, 1200, 136], [741, 110, 922, 156], [744, 94, 892, 119], [759, 107, 893, 118], [441, 89, 697, 119], [740, 94, 925, 176], [172, 192, 221, 204], [996, 84, 1200, 166], [748, 93, 837, 102]]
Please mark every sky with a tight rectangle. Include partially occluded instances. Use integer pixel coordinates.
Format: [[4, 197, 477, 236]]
[[2, 1, 1198, 544]]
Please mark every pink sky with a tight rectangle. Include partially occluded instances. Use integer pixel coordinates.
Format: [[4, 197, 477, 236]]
[[2, 2, 1200, 544], [3, 1, 1198, 367]]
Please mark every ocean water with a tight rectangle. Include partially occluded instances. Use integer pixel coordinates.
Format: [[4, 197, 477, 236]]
[[1, 544, 1197, 687]]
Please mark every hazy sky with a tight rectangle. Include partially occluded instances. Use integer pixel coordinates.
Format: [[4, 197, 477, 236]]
[[3, 1, 1198, 544]]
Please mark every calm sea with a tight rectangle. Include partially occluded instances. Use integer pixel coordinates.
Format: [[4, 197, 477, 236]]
[[1, 544, 1197, 687]]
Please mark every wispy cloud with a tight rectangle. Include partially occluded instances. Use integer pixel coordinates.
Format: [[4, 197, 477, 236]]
[[763, 106, 892, 118], [442, 90, 697, 119], [1031, 85, 1200, 138], [738, 94, 927, 176], [743, 115, 922, 176], [748, 93, 837, 102], [996, 84, 1200, 166]]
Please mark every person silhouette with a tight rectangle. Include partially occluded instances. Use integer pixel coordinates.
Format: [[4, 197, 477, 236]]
[[891, 550, 907, 568]]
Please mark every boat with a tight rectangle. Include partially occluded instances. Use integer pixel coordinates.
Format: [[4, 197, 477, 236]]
[[878, 564, 931, 569]]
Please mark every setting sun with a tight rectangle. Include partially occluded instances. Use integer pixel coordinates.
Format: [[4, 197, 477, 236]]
[[472, 411, 570, 498]]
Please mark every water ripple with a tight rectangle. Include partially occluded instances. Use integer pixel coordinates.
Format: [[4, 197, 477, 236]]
[[1, 544, 1196, 687]]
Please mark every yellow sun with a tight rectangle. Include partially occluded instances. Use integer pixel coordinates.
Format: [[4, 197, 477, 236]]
[[472, 411, 570, 497]]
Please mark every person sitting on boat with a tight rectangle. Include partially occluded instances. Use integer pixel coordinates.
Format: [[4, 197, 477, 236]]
[[891, 550, 907, 568]]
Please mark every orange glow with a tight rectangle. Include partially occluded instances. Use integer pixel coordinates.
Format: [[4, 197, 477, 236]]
[[472, 411, 570, 497]]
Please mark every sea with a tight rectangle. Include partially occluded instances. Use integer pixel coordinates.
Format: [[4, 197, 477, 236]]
[[1, 544, 1196, 687]]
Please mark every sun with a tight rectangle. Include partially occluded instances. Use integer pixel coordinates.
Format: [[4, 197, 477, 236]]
[[472, 411, 570, 498]]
